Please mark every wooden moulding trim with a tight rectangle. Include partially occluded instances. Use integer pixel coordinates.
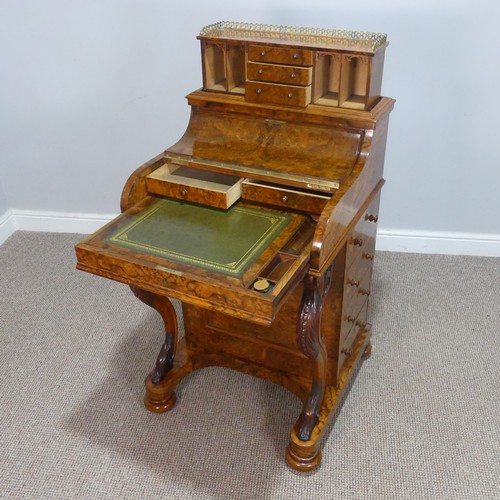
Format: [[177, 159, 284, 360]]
[[187, 90, 395, 129]]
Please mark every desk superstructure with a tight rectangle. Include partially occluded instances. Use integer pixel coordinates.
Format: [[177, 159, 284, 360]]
[[75, 21, 395, 471]]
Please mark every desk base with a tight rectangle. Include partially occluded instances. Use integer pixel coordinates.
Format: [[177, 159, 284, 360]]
[[137, 283, 371, 472]]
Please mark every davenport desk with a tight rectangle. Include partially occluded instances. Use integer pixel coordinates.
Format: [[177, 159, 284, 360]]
[[75, 22, 395, 471]]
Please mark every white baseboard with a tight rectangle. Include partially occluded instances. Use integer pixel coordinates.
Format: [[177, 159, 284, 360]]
[[0, 209, 118, 245], [0, 209, 17, 245], [376, 228, 500, 257], [1, 209, 500, 257]]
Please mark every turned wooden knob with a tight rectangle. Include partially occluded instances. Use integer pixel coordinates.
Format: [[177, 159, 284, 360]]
[[347, 278, 360, 287], [287, 92, 293, 98], [356, 320, 367, 328], [352, 237, 363, 247], [258, 68, 264, 74], [365, 213, 379, 223], [346, 315, 356, 323], [341, 348, 352, 356], [362, 252, 374, 260], [281, 195, 288, 203], [290, 72, 296, 78], [256, 88, 262, 94], [359, 288, 371, 296], [260, 50, 266, 56], [292, 53, 299, 59], [180, 188, 187, 196]]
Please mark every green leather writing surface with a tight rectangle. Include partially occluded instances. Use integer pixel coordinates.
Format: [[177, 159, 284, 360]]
[[105, 199, 292, 277]]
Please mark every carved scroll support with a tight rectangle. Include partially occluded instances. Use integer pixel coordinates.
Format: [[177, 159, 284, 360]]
[[295, 266, 333, 442], [130, 286, 179, 412]]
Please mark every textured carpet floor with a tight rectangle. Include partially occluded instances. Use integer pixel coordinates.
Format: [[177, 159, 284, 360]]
[[1, 231, 499, 500]]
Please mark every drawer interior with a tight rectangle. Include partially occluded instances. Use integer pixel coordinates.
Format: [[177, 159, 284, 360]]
[[147, 164, 244, 208]]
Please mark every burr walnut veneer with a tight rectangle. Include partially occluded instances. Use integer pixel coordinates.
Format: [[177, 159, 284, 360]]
[[75, 22, 394, 471]]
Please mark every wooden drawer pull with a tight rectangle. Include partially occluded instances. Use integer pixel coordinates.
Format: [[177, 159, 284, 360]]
[[356, 320, 367, 329], [347, 278, 360, 287], [362, 252, 374, 261], [359, 288, 371, 296], [352, 237, 363, 247], [260, 50, 266, 56], [292, 53, 299, 59], [287, 92, 293, 98], [180, 188, 187, 196], [281, 195, 288, 203], [365, 213, 379, 223], [256, 88, 262, 94], [290, 72, 296, 78], [341, 348, 352, 356], [346, 315, 356, 323], [258, 68, 264, 74]]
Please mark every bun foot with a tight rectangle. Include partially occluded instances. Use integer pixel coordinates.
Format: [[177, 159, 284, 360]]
[[144, 391, 177, 413], [285, 442, 322, 472], [362, 342, 372, 359]]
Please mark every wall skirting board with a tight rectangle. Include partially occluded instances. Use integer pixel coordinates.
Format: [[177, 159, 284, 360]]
[[1, 209, 500, 257]]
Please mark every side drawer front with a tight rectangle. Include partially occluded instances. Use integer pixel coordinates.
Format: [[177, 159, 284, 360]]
[[342, 255, 373, 324], [248, 45, 313, 66], [346, 191, 381, 271], [242, 180, 330, 215], [245, 81, 311, 107], [339, 302, 369, 369], [247, 62, 312, 86]]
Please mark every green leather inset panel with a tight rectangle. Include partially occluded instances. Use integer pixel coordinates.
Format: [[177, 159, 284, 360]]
[[105, 199, 292, 277]]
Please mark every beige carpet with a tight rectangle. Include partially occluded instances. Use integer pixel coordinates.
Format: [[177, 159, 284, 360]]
[[1, 231, 499, 499]]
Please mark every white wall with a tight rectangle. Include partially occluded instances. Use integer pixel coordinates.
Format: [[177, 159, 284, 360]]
[[1, 0, 499, 252]]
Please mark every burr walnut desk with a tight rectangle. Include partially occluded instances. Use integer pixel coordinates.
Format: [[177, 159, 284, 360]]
[[75, 22, 395, 471]]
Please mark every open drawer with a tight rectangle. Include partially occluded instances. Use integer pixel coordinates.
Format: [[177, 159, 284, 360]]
[[75, 197, 315, 326], [146, 163, 243, 209]]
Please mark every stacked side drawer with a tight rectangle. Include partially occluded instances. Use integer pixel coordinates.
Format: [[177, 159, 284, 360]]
[[338, 191, 381, 370], [245, 45, 312, 107]]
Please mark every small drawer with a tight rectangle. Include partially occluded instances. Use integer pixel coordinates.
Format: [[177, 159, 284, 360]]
[[245, 81, 311, 107], [339, 302, 369, 369], [247, 62, 312, 86], [242, 179, 331, 215], [248, 45, 313, 66], [146, 164, 243, 209], [346, 192, 381, 271]]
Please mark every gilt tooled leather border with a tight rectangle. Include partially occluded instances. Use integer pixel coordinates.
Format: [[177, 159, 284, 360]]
[[105, 199, 291, 277]]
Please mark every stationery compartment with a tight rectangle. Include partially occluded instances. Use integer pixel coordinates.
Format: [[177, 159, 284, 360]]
[[146, 163, 243, 209]]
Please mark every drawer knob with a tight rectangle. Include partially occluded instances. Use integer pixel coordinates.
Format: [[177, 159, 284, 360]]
[[346, 315, 356, 323], [180, 188, 187, 196], [341, 348, 352, 357], [287, 92, 293, 98], [258, 68, 264, 75], [347, 278, 360, 287], [290, 72, 296, 78], [359, 288, 371, 296], [365, 213, 379, 223], [281, 195, 288, 203], [356, 320, 367, 329], [260, 50, 266, 56], [256, 88, 262, 94], [292, 53, 299, 59], [352, 237, 364, 247], [362, 252, 374, 261]]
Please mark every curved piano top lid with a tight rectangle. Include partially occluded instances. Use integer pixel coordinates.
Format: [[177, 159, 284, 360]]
[[198, 21, 388, 54], [165, 107, 367, 193]]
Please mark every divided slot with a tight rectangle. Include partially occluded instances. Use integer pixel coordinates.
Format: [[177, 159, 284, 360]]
[[203, 42, 246, 94], [313, 53, 341, 106], [339, 56, 369, 109]]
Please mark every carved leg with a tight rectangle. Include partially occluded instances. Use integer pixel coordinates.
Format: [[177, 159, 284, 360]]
[[130, 286, 178, 412]]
